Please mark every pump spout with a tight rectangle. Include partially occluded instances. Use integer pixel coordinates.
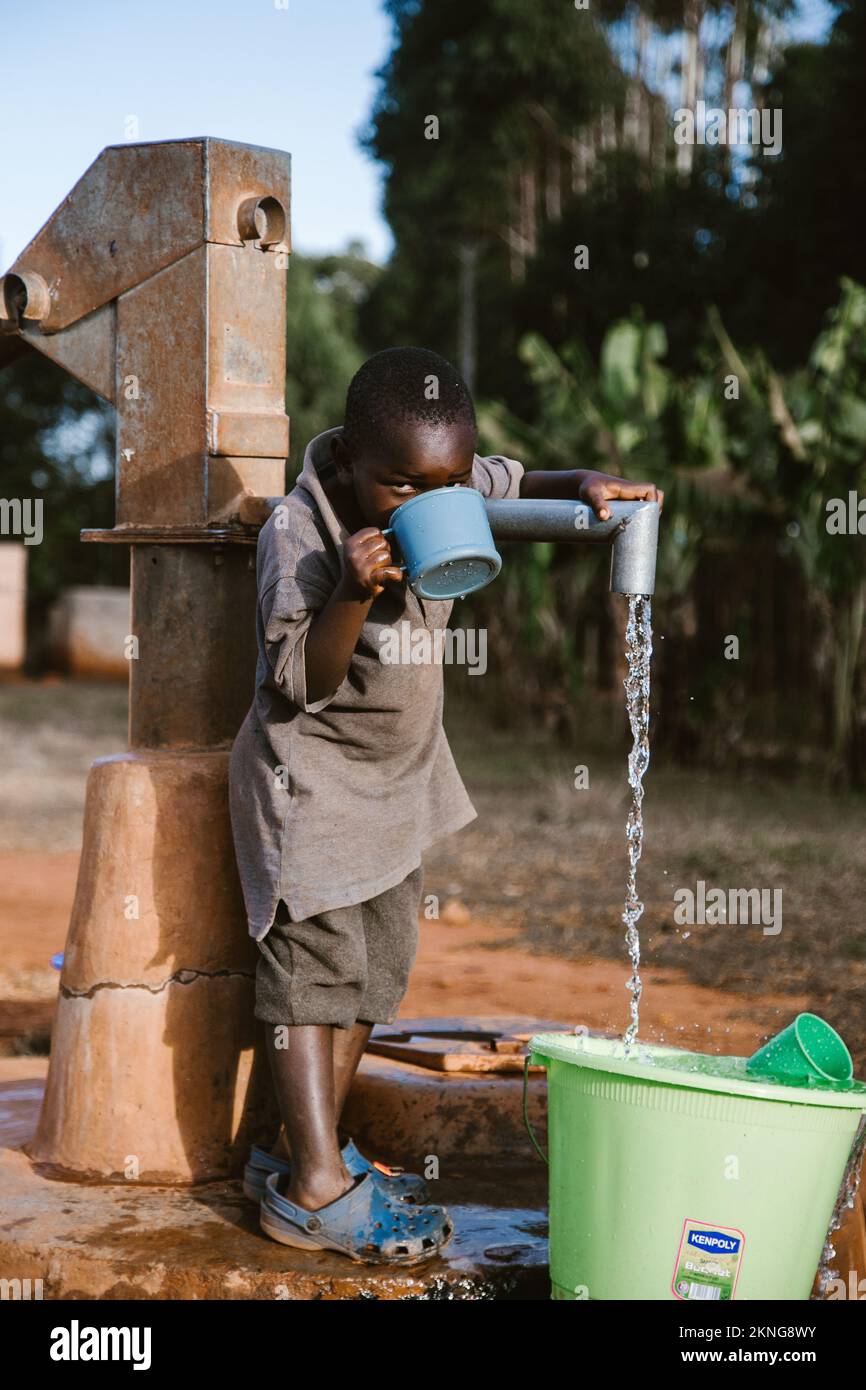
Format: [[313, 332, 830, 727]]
[[483, 498, 660, 596], [245, 493, 661, 595]]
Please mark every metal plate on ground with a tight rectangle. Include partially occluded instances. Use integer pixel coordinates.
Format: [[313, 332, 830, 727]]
[[368, 1015, 614, 1073]]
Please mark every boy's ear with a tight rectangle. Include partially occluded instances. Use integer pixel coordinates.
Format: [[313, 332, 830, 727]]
[[331, 432, 354, 484]]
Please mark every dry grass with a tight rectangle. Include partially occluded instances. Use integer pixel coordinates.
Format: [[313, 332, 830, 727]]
[[0, 680, 127, 851], [434, 692, 866, 1070]]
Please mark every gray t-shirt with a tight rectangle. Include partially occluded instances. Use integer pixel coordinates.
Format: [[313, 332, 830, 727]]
[[228, 425, 524, 940]]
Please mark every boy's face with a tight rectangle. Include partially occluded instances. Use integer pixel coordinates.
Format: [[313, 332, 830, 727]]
[[333, 419, 476, 531]]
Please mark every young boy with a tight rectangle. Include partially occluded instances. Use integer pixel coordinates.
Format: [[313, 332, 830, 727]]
[[229, 346, 661, 1264]]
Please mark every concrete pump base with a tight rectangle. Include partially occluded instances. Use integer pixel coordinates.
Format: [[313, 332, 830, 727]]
[[24, 749, 280, 1183]]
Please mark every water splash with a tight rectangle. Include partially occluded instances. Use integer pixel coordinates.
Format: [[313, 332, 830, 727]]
[[815, 1113, 866, 1297], [622, 595, 653, 1055]]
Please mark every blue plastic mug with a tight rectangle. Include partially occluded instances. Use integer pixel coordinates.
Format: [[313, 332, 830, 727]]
[[381, 486, 502, 599]]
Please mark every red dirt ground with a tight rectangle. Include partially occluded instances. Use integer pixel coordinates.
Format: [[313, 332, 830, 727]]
[[0, 848, 807, 1058]]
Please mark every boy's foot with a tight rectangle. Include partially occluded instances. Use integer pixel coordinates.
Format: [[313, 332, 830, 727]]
[[244, 1136, 431, 1205], [259, 1169, 453, 1265], [286, 1170, 355, 1212]]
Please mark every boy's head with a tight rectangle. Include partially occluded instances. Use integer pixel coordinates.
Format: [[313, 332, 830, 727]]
[[332, 346, 477, 529]]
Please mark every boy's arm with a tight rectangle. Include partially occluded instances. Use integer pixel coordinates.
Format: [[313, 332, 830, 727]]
[[302, 527, 401, 705], [263, 526, 401, 712], [519, 467, 664, 520]]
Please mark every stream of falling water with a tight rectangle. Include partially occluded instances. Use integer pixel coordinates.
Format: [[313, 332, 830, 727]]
[[621, 595, 653, 1055]]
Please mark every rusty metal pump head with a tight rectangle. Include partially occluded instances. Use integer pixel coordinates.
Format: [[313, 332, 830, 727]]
[[0, 137, 292, 532]]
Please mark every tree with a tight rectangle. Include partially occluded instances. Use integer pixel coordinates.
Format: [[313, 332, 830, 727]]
[[709, 279, 866, 778], [360, 0, 623, 390], [0, 352, 121, 637], [283, 247, 377, 473]]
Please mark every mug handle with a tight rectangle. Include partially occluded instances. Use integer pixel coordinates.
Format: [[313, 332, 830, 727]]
[[380, 527, 407, 572]]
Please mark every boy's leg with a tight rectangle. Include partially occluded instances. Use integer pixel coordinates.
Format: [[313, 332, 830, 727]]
[[269, 1021, 372, 1159], [328, 865, 424, 1127], [333, 1021, 373, 1122], [256, 896, 371, 1195], [263, 1021, 355, 1210], [258, 876, 421, 1176]]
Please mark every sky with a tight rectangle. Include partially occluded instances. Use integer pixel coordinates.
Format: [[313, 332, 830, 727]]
[[0, 0, 837, 277], [0, 0, 394, 272]]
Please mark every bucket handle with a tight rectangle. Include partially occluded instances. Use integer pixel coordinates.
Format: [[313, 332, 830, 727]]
[[522, 1053, 548, 1166]]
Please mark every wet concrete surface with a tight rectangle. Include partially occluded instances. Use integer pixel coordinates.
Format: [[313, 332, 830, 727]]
[[0, 1060, 549, 1300]]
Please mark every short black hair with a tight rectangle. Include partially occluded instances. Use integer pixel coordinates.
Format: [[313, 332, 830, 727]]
[[342, 347, 476, 455]]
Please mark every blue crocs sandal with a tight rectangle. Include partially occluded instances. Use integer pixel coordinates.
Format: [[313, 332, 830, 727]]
[[259, 1169, 453, 1265], [243, 1136, 430, 1205]]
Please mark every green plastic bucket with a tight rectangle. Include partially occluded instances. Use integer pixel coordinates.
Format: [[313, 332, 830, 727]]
[[526, 1033, 866, 1301]]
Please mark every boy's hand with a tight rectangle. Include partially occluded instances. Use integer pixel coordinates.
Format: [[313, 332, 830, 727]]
[[578, 471, 664, 522], [341, 527, 404, 600]]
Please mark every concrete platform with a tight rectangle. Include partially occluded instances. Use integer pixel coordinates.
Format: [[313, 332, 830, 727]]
[[342, 1046, 552, 1165], [0, 1059, 550, 1300]]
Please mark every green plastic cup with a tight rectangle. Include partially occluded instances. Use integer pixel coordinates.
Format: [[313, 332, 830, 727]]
[[746, 1012, 853, 1084]]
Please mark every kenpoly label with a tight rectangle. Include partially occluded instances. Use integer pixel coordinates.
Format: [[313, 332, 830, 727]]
[[672, 1218, 745, 1301]]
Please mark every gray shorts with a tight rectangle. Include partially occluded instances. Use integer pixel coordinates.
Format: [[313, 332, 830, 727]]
[[254, 865, 424, 1029]]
